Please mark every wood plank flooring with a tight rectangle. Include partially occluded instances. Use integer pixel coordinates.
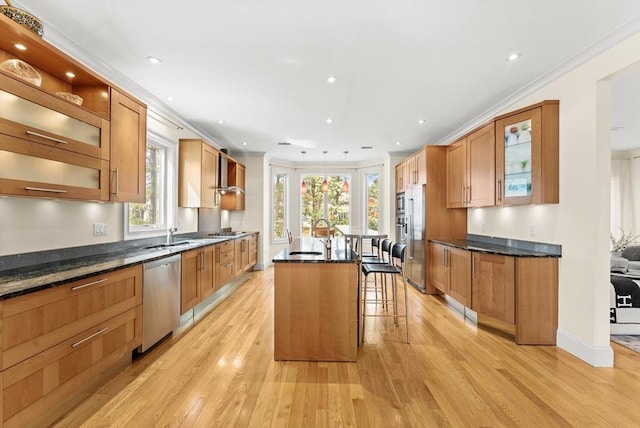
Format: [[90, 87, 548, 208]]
[[54, 267, 640, 427]]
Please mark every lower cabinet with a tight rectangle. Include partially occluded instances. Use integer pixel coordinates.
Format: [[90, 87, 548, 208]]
[[428, 242, 558, 345], [234, 233, 259, 278], [0, 265, 143, 428], [428, 242, 471, 306], [181, 244, 216, 314], [216, 241, 235, 290]]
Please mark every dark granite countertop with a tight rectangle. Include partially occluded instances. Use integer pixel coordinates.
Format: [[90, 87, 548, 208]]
[[429, 236, 561, 258], [273, 237, 356, 263], [0, 233, 257, 300]]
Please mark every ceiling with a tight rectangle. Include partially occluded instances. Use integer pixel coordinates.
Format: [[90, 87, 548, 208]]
[[14, 1, 640, 162]]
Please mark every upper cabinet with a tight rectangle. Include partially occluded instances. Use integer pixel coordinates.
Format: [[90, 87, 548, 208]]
[[110, 89, 146, 203], [495, 101, 559, 206], [178, 139, 219, 208], [395, 147, 426, 193], [446, 123, 495, 208], [395, 162, 406, 194], [221, 156, 246, 211], [0, 15, 147, 203]]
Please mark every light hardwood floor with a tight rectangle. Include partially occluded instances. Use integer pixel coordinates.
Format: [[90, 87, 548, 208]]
[[54, 267, 639, 427]]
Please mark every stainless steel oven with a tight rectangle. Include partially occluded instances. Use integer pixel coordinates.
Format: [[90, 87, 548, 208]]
[[396, 192, 405, 214]]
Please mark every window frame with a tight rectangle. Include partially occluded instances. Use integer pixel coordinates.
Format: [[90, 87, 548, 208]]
[[271, 168, 290, 244], [300, 172, 352, 236], [124, 131, 176, 240]]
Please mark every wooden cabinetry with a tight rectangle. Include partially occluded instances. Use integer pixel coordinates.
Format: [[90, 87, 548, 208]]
[[216, 241, 235, 289], [396, 148, 426, 193], [0, 15, 146, 203], [471, 253, 515, 324], [495, 101, 559, 206], [395, 161, 406, 193], [221, 156, 246, 210], [180, 244, 216, 314], [109, 89, 146, 203], [0, 265, 142, 427], [428, 242, 471, 306], [446, 123, 495, 208], [178, 139, 219, 208], [249, 233, 258, 267], [234, 233, 258, 277]]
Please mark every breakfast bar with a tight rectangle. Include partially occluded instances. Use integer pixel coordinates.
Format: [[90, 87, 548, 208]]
[[272, 237, 358, 361]]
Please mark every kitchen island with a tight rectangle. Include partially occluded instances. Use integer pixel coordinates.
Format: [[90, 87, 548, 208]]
[[272, 237, 358, 361]]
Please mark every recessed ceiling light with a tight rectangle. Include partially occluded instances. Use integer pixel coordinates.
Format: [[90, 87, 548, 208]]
[[65, 71, 75, 78], [507, 53, 521, 61], [14, 43, 27, 51], [326, 118, 333, 124], [147, 56, 162, 65], [166, 96, 174, 102], [218, 120, 225, 124], [396, 141, 401, 145], [327, 76, 337, 83], [241, 141, 247, 146], [418, 119, 425, 124]]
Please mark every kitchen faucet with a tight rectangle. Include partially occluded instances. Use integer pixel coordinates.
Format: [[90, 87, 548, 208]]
[[166, 227, 178, 244], [313, 218, 331, 238]]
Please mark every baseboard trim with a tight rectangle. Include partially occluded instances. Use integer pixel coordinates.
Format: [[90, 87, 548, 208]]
[[556, 329, 614, 367]]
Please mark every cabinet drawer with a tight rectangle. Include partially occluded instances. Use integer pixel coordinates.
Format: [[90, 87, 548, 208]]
[[249, 235, 257, 249], [0, 76, 109, 160], [0, 132, 110, 201], [219, 248, 235, 264], [218, 241, 234, 253], [2, 307, 140, 428], [249, 248, 257, 265], [218, 260, 235, 287], [2, 265, 142, 370]]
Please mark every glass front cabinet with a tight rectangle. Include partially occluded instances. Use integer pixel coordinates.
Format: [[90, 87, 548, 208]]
[[495, 100, 559, 206]]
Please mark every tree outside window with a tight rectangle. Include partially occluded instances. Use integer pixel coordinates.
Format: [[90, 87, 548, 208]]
[[128, 143, 165, 230], [301, 174, 350, 236], [272, 172, 288, 241]]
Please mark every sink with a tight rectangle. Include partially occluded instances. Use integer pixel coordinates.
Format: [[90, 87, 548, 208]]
[[144, 240, 194, 250], [289, 251, 323, 256]]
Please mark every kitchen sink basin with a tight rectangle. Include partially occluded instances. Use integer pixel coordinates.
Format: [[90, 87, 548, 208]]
[[144, 240, 194, 250], [289, 251, 323, 256]]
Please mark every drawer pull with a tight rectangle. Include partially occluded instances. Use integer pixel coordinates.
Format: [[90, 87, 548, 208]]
[[225, 262, 232, 267], [26, 130, 68, 144], [71, 327, 108, 348], [71, 278, 107, 291], [25, 186, 67, 193]]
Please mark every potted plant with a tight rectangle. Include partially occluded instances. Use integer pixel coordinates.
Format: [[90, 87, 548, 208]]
[[610, 229, 639, 257]]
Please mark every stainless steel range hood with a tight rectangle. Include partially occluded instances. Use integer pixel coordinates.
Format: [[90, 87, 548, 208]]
[[217, 152, 245, 194]]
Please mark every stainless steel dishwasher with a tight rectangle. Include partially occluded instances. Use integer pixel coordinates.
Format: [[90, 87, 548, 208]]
[[140, 254, 181, 352]]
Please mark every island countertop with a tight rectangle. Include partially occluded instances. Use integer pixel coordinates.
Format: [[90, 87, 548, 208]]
[[272, 237, 356, 263]]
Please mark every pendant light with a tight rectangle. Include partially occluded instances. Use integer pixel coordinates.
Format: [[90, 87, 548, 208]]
[[342, 151, 349, 193], [321, 151, 328, 193], [300, 151, 307, 194]]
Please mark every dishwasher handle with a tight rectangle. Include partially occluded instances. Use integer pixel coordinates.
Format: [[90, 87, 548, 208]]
[[144, 254, 182, 270]]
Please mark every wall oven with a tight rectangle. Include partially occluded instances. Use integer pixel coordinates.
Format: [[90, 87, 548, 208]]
[[396, 192, 406, 243]]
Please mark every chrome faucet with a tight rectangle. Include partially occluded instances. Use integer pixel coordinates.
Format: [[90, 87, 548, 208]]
[[313, 218, 331, 239], [167, 227, 178, 244]]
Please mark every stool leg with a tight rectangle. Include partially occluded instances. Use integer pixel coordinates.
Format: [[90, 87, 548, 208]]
[[403, 272, 409, 343], [392, 274, 399, 326]]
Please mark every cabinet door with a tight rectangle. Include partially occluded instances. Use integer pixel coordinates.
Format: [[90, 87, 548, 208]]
[[110, 89, 146, 203], [428, 242, 448, 292], [201, 144, 219, 208], [235, 239, 244, 277], [200, 245, 216, 300], [181, 249, 201, 314], [495, 102, 559, 206], [395, 162, 405, 193], [447, 247, 471, 306], [467, 123, 495, 207], [415, 148, 427, 185], [446, 138, 467, 208], [471, 253, 515, 324], [407, 154, 417, 186]]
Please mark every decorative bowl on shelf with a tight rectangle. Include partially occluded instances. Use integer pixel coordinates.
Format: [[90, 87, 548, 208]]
[[0, 2, 44, 37], [55, 91, 83, 106], [0, 58, 41, 86]]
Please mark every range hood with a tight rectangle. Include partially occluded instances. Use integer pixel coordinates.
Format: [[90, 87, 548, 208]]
[[217, 152, 245, 194]]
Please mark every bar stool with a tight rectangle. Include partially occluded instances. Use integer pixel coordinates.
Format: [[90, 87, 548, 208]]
[[361, 243, 409, 343], [361, 239, 392, 307]]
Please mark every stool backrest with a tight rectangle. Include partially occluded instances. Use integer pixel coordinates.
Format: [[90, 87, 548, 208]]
[[381, 239, 393, 262], [391, 243, 407, 270]]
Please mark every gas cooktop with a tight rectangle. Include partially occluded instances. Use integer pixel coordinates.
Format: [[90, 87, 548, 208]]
[[207, 231, 244, 237]]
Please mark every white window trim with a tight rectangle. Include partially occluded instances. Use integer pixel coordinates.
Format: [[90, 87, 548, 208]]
[[124, 130, 177, 241], [271, 168, 290, 244]]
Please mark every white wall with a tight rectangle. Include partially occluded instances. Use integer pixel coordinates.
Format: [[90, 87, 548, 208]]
[[467, 33, 640, 366]]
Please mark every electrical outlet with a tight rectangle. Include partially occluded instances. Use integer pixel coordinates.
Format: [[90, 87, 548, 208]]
[[93, 223, 108, 236]]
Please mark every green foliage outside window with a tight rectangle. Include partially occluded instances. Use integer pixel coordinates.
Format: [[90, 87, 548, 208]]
[[273, 173, 287, 239], [129, 145, 164, 228]]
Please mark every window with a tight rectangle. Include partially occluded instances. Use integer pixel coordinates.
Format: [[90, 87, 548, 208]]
[[365, 172, 380, 233], [272, 170, 288, 241], [127, 141, 167, 234], [301, 174, 350, 236]]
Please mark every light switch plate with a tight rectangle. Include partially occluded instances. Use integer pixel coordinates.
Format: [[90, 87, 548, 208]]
[[94, 223, 108, 236]]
